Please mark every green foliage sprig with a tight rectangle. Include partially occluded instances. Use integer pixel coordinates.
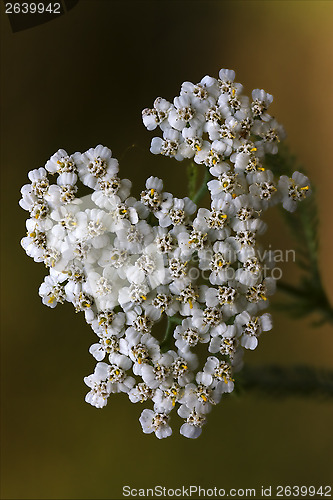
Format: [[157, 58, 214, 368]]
[[265, 145, 333, 325]]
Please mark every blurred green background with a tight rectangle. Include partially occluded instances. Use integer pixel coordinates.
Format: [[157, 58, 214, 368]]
[[1, 1, 333, 499]]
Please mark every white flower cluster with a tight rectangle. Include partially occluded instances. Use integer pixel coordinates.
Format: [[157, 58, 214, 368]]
[[143, 68, 311, 212], [20, 69, 311, 439]]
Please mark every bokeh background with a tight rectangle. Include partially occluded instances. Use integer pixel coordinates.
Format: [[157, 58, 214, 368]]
[[1, 1, 333, 499]]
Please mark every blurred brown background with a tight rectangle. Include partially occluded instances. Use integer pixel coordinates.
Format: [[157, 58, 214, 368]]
[[1, 1, 333, 499]]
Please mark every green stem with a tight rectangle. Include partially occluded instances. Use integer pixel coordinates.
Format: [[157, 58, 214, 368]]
[[161, 316, 182, 352], [187, 162, 198, 200], [192, 168, 212, 205]]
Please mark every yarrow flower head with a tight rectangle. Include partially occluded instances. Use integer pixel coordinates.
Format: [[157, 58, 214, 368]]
[[20, 68, 311, 439]]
